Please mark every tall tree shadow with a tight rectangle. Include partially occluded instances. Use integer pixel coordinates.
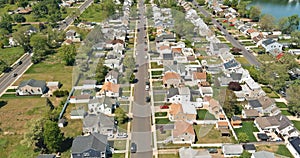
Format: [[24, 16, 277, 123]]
[[0, 100, 7, 108]]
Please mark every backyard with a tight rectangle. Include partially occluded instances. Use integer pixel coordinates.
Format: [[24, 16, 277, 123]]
[[80, 4, 110, 22], [196, 109, 216, 120], [234, 121, 259, 142], [292, 120, 300, 131], [194, 125, 234, 143], [256, 144, 293, 157]]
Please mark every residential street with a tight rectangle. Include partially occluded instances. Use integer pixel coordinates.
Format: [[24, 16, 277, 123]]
[[0, 53, 32, 97], [192, 0, 261, 67], [130, 0, 153, 158]]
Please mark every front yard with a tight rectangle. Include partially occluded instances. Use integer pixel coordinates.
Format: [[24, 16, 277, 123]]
[[194, 125, 234, 143], [155, 118, 171, 124], [292, 120, 300, 131], [234, 121, 259, 142]]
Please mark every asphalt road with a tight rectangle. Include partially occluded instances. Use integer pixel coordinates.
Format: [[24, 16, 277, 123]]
[[58, 0, 94, 30], [0, 54, 32, 96], [192, 0, 261, 67], [130, 0, 153, 158]]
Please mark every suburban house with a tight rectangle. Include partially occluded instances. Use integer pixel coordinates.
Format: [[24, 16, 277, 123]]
[[169, 103, 197, 122], [88, 96, 115, 115], [243, 144, 256, 154], [71, 133, 110, 158], [172, 120, 195, 144], [209, 42, 230, 55], [70, 108, 87, 119], [222, 144, 243, 157], [287, 137, 300, 158], [192, 72, 206, 85], [242, 109, 259, 119], [162, 71, 182, 88], [46, 81, 61, 93], [17, 79, 48, 95], [231, 116, 242, 128], [69, 95, 92, 104], [105, 70, 119, 84], [246, 96, 278, 115], [199, 86, 213, 97], [179, 147, 212, 158], [254, 116, 280, 132], [261, 39, 283, 56], [99, 82, 120, 98], [82, 80, 97, 89], [251, 151, 275, 158], [82, 113, 116, 137], [65, 29, 81, 42]]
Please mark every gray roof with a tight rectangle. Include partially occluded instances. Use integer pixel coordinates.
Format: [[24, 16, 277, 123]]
[[231, 116, 241, 121], [178, 87, 190, 95], [71, 109, 87, 116], [276, 114, 292, 130], [71, 133, 108, 153], [249, 100, 262, 108], [19, 79, 46, 88], [163, 53, 174, 60], [243, 144, 256, 151], [88, 96, 114, 108], [83, 113, 115, 129], [262, 39, 276, 46], [252, 151, 275, 158], [223, 144, 243, 154], [231, 72, 242, 81], [105, 70, 119, 79], [167, 88, 179, 98], [179, 147, 212, 158], [290, 137, 300, 154]]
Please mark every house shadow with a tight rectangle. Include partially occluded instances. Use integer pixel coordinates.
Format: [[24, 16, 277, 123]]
[[0, 100, 7, 108], [60, 137, 73, 152]]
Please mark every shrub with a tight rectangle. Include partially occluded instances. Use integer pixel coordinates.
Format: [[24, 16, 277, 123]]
[[53, 90, 69, 97]]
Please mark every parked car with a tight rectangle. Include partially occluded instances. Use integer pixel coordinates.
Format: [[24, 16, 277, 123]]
[[207, 148, 218, 153], [160, 105, 169, 109], [12, 73, 18, 77], [131, 142, 137, 153], [145, 96, 151, 102], [145, 85, 150, 91], [116, 133, 128, 138], [18, 61, 22, 65]]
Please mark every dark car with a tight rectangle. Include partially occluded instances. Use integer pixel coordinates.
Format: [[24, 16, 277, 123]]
[[146, 96, 151, 102], [131, 142, 137, 153], [207, 148, 218, 153], [12, 73, 18, 77], [137, 29, 140, 32], [18, 61, 22, 65]]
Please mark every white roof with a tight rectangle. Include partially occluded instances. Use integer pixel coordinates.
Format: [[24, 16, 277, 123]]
[[245, 78, 260, 90], [223, 144, 243, 154], [181, 102, 197, 115], [47, 81, 60, 87]]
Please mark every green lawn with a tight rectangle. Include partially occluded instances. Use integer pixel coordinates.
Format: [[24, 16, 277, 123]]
[[266, 91, 280, 98], [276, 102, 287, 108], [256, 144, 293, 158], [194, 125, 234, 143], [151, 71, 163, 76], [0, 47, 24, 66], [196, 109, 216, 120], [152, 81, 163, 87], [80, 4, 109, 22], [154, 95, 165, 102], [113, 140, 127, 150], [155, 112, 167, 117], [112, 153, 125, 158], [234, 121, 259, 142], [155, 118, 171, 124], [151, 62, 163, 69], [14, 54, 73, 90], [235, 57, 251, 67], [281, 110, 293, 116], [292, 121, 300, 131], [158, 154, 180, 158], [276, 145, 293, 157]]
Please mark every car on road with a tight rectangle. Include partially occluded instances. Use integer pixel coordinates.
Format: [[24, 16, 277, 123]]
[[116, 133, 128, 138], [145, 55, 148, 59], [137, 29, 140, 32], [144, 48, 148, 51], [145, 96, 150, 102], [207, 148, 218, 153], [18, 61, 22, 65], [145, 85, 150, 91], [160, 105, 169, 109], [131, 142, 137, 153], [12, 73, 18, 77]]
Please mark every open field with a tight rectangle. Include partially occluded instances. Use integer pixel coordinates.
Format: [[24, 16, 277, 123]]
[[13, 54, 73, 90], [256, 144, 293, 157], [80, 4, 109, 22], [0, 47, 24, 66], [194, 125, 234, 143], [234, 121, 259, 142]]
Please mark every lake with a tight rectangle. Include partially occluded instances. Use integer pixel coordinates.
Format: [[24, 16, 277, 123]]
[[248, 0, 300, 20]]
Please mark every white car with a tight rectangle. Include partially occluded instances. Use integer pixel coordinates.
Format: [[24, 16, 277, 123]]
[[145, 55, 148, 59], [116, 133, 128, 138]]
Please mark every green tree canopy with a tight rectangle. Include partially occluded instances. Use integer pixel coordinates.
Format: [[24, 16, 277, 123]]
[[115, 108, 128, 124], [259, 14, 276, 31], [286, 84, 300, 117], [238, 132, 249, 143], [59, 44, 77, 66], [43, 120, 64, 152], [249, 6, 261, 21], [291, 30, 300, 46]]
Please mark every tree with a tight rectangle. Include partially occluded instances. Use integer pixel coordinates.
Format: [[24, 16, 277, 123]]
[[43, 120, 64, 152], [291, 30, 300, 46], [123, 55, 135, 71], [13, 14, 26, 23], [228, 82, 242, 91], [19, 0, 29, 8], [0, 59, 8, 73], [223, 0, 231, 6], [278, 15, 300, 34], [237, 1, 249, 17], [259, 14, 275, 31], [249, 6, 261, 21], [59, 44, 76, 66], [238, 132, 249, 143], [115, 108, 128, 124], [95, 59, 109, 83], [240, 151, 252, 158], [203, 16, 212, 24], [278, 17, 289, 34], [196, 0, 206, 6], [286, 84, 300, 117], [0, 20, 12, 33], [22, 118, 45, 150], [30, 34, 48, 63], [12, 26, 31, 52]]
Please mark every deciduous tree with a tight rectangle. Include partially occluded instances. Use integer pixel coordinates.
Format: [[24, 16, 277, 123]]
[[249, 6, 261, 21], [291, 30, 300, 46], [115, 108, 128, 124], [59, 44, 77, 66], [238, 132, 249, 143], [259, 14, 275, 31], [43, 120, 64, 152], [286, 84, 300, 117]]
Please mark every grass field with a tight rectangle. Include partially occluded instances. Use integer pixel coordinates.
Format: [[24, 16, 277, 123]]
[[158, 154, 180, 158], [234, 121, 259, 142], [155, 112, 167, 117], [292, 120, 300, 131], [155, 118, 171, 124], [235, 57, 251, 67], [13, 54, 73, 90], [256, 144, 293, 157], [0, 47, 24, 66], [80, 4, 109, 22], [281, 110, 293, 116], [194, 125, 234, 143], [113, 140, 127, 150], [276, 102, 287, 108], [196, 109, 216, 120], [112, 153, 125, 158], [151, 62, 163, 69]]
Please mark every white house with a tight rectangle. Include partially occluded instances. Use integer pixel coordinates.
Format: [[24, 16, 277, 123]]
[[261, 39, 283, 56], [222, 144, 243, 157], [69, 95, 92, 104], [105, 70, 119, 84], [287, 137, 300, 158], [88, 97, 114, 115]]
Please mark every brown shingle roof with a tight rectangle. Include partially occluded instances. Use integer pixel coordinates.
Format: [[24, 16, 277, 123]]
[[169, 103, 183, 115], [247, 28, 257, 34], [100, 82, 120, 93], [193, 72, 206, 80], [217, 121, 229, 127], [243, 109, 259, 117], [172, 48, 182, 54], [163, 72, 181, 82], [159, 45, 171, 51], [173, 121, 195, 137]]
